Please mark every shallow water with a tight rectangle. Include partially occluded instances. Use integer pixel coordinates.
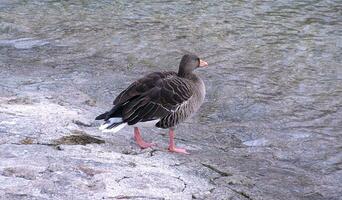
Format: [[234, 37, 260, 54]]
[[1, 0, 341, 199]]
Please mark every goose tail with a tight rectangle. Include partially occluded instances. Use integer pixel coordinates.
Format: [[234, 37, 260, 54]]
[[99, 118, 127, 133]]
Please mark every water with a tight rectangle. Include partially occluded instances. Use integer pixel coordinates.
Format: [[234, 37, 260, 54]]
[[0, 1, 341, 199]]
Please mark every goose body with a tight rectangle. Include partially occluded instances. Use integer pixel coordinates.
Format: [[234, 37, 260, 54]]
[[96, 54, 208, 154]]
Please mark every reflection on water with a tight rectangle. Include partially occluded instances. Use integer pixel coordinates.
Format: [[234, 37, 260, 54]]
[[1, 0, 341, 199]]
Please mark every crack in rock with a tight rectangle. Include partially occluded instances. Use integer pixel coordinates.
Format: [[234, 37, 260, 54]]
[[174, 176, 187, 192], [148, 149, 158, 157], [9, 142, 56, 147], [201, 163, 232, 177], [115, 176, 130, 183], [200, 163, 253, 199], [226, 186, 253, 200]]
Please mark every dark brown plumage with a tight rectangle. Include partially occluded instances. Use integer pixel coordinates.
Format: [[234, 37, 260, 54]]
[[96, 54, 208, 154]]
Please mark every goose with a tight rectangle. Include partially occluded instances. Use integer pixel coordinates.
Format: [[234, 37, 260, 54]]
[[95, 54, 208, 154]]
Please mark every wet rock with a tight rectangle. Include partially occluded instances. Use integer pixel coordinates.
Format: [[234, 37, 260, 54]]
[[0, 38, 49, 49], [242, 138, 269, 147]]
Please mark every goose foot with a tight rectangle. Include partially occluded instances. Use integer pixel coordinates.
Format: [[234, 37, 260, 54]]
[[168, 128, 190, 154], [134, 127, 155, 149], [168, 146, 190, 154]]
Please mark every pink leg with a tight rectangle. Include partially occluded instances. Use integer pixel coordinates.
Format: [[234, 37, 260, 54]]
[[168, 128, 190, 154], [134, 127, 155, 149]]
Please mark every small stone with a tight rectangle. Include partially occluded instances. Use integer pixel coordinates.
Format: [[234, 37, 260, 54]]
[[84, 99, 96, 106]]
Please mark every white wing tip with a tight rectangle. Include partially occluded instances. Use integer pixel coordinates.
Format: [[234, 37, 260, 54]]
[[98, 118, 123, 130], [99, 123, 109, 131], [100, 123, 127, 133]]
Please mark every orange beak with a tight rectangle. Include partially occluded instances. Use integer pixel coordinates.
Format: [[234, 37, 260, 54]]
[[199, 59, 208, 67]]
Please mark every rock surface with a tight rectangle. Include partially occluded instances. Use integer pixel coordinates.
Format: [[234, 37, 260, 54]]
[[1, 1, 341, 200]]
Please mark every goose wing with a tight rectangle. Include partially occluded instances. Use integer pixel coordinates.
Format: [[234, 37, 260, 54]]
[[114, 71, 176, 105], [118, 73, 194, 125]]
